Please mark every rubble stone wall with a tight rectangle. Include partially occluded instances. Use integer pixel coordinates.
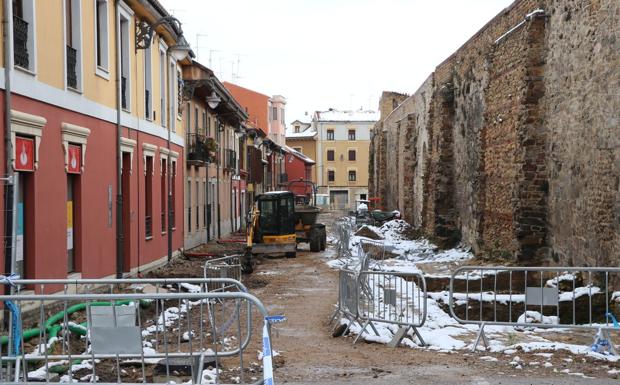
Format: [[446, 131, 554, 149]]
[[368, 0, 618, 265]]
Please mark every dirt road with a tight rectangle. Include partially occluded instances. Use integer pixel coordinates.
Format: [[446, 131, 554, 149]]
[[243, 217, 619, 384]]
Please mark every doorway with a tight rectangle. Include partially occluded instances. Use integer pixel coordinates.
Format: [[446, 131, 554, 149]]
[[121, 152, 131, 272]]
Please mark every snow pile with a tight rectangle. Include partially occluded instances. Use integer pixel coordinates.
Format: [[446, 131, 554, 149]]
[[329, 216, 620, 365], [345, 219, 474, 264], [516, 311, 559, 326]]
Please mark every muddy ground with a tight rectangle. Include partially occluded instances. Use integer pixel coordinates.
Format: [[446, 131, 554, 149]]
[[175, 212, 620, 385]]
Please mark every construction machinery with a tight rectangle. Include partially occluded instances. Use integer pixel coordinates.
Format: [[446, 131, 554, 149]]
[[243, 180, 326, 273]]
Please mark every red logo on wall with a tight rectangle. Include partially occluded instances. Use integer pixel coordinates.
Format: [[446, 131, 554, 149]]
[[68, 144, 82, 174], [14, 136, 34, 172]]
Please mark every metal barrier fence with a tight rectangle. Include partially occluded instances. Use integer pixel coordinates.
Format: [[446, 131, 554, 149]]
[[334, 219, 354, 259], [449, 266, 620, 352], [331, 269, 427, 347], [203, 255, 242, 292], [0, 278, 274, 384]]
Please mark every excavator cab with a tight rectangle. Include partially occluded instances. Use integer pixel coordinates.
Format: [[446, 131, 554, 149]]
[[245, 191, 297, 268], [255, 191, 296, 244]]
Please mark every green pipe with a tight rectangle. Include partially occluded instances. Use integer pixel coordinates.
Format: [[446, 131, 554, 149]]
[[2, 300, 150, 345], [44, 300, 149, 329]]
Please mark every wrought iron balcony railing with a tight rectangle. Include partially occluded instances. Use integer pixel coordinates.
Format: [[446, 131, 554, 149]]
[[66, 46, 77, 89], [13, 15, 29, 69], [187, 133, 212, 165]]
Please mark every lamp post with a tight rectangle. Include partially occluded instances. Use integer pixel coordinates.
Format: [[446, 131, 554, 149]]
[[136, 16, 191, 265], [205, 88, 221, 243]]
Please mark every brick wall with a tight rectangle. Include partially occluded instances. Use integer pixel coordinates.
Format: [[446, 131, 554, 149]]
[[369, 0, 618, 266]]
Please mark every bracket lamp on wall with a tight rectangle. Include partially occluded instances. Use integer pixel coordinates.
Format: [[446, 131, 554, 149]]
[[135, 16, 191, 61], [207, 91, 222, 109]]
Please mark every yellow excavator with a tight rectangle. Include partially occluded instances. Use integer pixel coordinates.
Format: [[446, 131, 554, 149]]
[[243, 182, 326, 273]]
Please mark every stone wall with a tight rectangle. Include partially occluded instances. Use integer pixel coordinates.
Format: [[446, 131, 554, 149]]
[[368, 0, 619, 265], [543, 0, 620, 266]]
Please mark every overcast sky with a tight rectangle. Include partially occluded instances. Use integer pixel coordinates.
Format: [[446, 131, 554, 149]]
[[161, 0, 514, 126]]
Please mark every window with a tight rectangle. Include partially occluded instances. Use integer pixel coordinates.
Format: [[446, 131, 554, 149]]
[[159, 49, 166, 127], [195, 107, 199, 132], [196, 180, 199, 229], [293, 147, 302, 153], [360, 193, 367, 200], [328, 170, 335, 182], [144, 44, 152, 119], [348, 170, 357, 181], [203, 181, 207, 229], [348, 130, 356, 140], [119, 10, 130, 110], [202, 111, 207, 134], [13, 0, 36, 72], [187, 180, 192, 233], [161, 158, 166, 233], [67, 174, 78, 272], [348, 150, 356, 161], [65, 0, 82, 90], [294, 125, 300, 133], [171, 160, 176, 229], [327, 150, 335, 161], [94, 0, 109, 73], [170, 62, 177, 131], [326, 130, 334, 140], [186, 103, 191, 130], [177, 69, 183, 119], [281, 108, 285, 124], [145, 156, 153, 238], [272, 107, 277, 121]]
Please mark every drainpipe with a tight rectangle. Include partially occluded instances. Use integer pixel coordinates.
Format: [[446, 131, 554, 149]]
[[3, 0, 15, 284], [166, 51, 172, 265], [114, 0, 123, 278], [205, 114, 209, 243], [216, 118, 221, 238]]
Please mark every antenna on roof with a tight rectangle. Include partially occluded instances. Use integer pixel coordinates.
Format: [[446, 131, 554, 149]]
[[209, 49, 219, 68], [195, 33, 208, 61]]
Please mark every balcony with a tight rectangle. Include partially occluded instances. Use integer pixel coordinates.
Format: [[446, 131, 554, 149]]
[[13, 15, 29, 69], [187, 133, 214, 166], [66, 46, 77, 89]]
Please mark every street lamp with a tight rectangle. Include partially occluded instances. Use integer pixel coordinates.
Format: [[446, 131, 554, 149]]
[[136, 16, 191, 265], [207, 91, 221, 109]]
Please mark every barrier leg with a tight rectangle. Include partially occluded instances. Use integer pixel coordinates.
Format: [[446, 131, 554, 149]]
[[412, 327, 426, 347], [602, 329, 619, 356], [353, 320, 370, 344], [342, 317, 357, 336], [328, 307, 340, 326], [472, 322, 489, 352], [368, 320, 381, 337]]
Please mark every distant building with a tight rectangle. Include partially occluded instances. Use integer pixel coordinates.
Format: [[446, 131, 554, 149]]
[[283, 145, 315, 200], [313, 109, 378, 209], [223, 82, 288, 195], [285, 119, 317, 183]]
